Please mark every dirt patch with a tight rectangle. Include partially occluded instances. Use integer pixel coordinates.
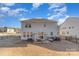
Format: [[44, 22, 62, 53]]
[[0, 40, 79, 56]]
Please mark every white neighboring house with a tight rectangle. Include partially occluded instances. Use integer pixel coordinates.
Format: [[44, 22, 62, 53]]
[[60, 16, 79, 38], [21, 18, 59, 41], [7, 28, 16, 33], [7, 28, 21, 34], [0, 27, 20, 34]]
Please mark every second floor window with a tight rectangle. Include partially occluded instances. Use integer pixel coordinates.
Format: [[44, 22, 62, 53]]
[[44, 24, 46, 27], [69, 27, 71, 29], [25, 24, 31, 28]]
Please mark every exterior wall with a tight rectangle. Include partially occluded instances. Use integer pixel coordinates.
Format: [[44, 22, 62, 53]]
[[21, 20, 59, 40], [60, 17, 79, 38], [7, 28, 15, 33]]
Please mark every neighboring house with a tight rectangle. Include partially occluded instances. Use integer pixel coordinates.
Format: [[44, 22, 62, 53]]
[[21, 18, 59, 41], [7, 28, 16, 33], [0, 27, 7, 32], [0, 27, 20, 34], [60, 16, 79, 38], [14, 28, 21, 34]]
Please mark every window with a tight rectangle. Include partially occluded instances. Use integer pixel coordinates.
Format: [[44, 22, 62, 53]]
[[30, 35, 32, 37], [69, 27, 71, 29], [72, 26, 74, 29], [50, 32, 53, 35], [30, 32, 32, 37], [67, 32, 69, 34], [29, 24, 31, 28], [27, 32, 29, 37], [23, 34, 26, 37], [27, 32, 32, 37], [25, 25, 28, 28], [23, 32, 26, 37], [25, 24, 31, 28], [27, 35, 29, 37], [62, 31, 65, 34], [44, 24, 46, 27]]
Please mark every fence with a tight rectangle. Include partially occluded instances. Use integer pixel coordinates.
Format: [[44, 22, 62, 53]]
[[0, 35, 21, 44], [60, 36, 79, 44]]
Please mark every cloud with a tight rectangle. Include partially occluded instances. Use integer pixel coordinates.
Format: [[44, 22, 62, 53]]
[[48, 15, 69, 25], [48, 3, 65, 10], [53, 6, 67, 14], [49, 6, 67, 19], [47, 3, 68, 25], [0, 7, 10, 13], [58, 15, 69, 25], [48, 6, 67, 19], [32, 3, 43, 10], [47, 13, 51, 16], [0, 7, 28, 17], [0, 3, 69, 25], [8, 8, 28, 16], [1, 3, 15, 6], [0, 14, 5, 18]]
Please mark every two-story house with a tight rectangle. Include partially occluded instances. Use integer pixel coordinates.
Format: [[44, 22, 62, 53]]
[[60, 16, 79, 38], [21, 19, 59, 41]]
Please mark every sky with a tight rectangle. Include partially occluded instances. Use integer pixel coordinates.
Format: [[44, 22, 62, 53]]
[[0, 3, 79, 28]]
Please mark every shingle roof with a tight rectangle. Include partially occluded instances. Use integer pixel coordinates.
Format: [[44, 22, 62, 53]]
[[21, 18, 57, 23], [59, 16, 79, 26]]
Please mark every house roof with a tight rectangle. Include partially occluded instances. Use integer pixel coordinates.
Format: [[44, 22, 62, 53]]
[[67, 16, 79, 20], [21, 18, 57, 23], [59, 16, 79, 27]]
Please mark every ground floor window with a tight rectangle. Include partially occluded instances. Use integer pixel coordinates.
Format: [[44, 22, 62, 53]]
[[30, 32, 33, 37], [27, 35, 29, 37], [67, 31, 69, 34], [37, 32, 44, 39], [23, 32, 26, 37], [62, 31, 65, 35], [50, 32, 53, 36], [27, 32, 33, 37]]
